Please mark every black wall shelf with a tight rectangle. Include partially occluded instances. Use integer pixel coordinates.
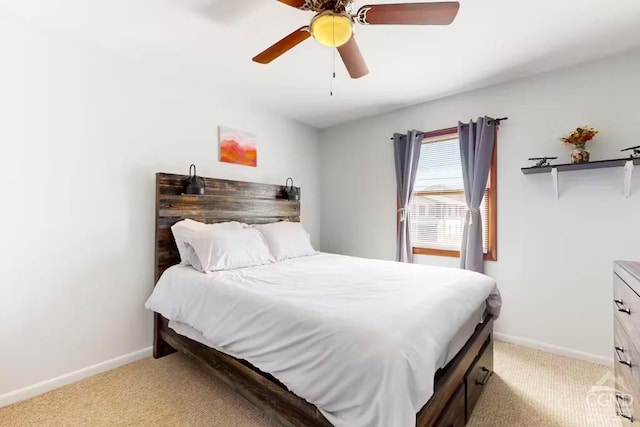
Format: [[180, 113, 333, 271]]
[[521, 157, 640, 175], [521, 156, 638, 199]]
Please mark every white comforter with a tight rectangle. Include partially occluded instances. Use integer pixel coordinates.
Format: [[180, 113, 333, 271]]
[[145, 253, 500, 427]]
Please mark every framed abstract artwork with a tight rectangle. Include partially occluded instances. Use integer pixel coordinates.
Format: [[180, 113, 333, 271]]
[[218, 126, 257, 167]]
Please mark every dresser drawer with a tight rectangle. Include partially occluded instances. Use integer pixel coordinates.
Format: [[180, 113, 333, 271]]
[[615, 319, 640, 395], [614, 262, 640, 425], [616, 262, 640, 296], [434, 383, 466, 427], [615, 358, 639, 425], [614, 273, 640, 340]]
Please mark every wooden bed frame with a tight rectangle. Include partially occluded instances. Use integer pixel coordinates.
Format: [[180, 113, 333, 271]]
[[153, 172, 494, 427]]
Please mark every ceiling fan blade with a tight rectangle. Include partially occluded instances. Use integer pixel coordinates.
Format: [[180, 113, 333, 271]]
[[252, 27, 311, 64], [277, 0, 307, 9], [356, 2, 460, 25], [337, 36, 369, 79]]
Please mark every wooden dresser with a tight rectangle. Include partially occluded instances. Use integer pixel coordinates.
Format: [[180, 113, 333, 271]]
[[614, 261, 640, 424]]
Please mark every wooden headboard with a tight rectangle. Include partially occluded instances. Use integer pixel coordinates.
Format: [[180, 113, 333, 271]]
[[154, 172, 300, 282]]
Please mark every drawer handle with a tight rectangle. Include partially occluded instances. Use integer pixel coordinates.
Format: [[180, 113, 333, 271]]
[[616, 394, 635, 421], [618, 411, 635, 422], [615, 299, 632, 315], [615, 346, 633, 368], [475, 367, 492, 386], [617, 393, 632, 403]]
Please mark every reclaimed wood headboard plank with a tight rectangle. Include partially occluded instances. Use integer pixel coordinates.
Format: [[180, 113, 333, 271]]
[[158, 195, 300, 219], [157, 173, 295, 199]]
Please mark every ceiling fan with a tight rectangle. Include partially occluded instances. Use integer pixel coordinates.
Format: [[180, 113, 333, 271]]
[[252, 1, 460, 79]]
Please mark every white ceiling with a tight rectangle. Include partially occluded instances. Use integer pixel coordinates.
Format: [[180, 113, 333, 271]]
[[4, 0, 640, 128]]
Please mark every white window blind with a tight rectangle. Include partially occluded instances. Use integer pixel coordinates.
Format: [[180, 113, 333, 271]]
[[410, 134, 489, 253]]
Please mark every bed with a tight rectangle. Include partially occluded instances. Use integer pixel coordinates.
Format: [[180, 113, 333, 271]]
[[150, 172, 499, 427]]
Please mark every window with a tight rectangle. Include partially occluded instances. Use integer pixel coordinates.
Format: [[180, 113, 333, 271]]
[[410, 128, 497, 261]]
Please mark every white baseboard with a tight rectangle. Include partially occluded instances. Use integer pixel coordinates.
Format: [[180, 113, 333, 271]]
[[0, 346, 153, 408], [494, 332, 613, 368]]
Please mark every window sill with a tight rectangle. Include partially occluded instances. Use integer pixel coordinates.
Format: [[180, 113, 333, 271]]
[[412, 247, 497, 262]]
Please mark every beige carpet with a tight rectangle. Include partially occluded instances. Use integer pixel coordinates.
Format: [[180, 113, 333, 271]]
[[0, 342, 621, 427]]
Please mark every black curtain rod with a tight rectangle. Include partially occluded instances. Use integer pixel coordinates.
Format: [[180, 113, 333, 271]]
[[390, 117, 508, 140]]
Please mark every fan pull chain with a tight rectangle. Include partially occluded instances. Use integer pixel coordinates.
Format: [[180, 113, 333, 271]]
[[330, 18, 336, 97], [330, 48, 336, 97]]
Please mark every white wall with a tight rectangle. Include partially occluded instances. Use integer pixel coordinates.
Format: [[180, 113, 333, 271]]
[[0, 16, 319, 402], [320, 50, 640, 364]]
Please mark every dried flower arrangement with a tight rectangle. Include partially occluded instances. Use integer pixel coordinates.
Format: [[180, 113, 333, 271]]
[[561, 126, 599, 146], [561, 126, 599, 163]]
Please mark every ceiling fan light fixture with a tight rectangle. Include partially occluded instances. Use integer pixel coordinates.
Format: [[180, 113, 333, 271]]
[[310, 12, 353, 48]]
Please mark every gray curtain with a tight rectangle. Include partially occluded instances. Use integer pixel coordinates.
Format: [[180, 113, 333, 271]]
[[458, 117, 497, 273], [393, 130, 423, 263]]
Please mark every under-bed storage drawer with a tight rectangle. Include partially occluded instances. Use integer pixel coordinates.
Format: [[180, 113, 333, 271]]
[[434, 383, 466, 427], [465, 336, 493, 419]]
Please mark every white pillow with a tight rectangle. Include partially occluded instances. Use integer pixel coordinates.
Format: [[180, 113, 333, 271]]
[[171, 219, 245, 265], [185, 227, 273, 272], [254, 222, 317, 261]]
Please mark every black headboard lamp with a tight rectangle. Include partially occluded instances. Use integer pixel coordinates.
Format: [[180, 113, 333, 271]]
[[284, 177, 300, 201], [183, 164, 206, 195]]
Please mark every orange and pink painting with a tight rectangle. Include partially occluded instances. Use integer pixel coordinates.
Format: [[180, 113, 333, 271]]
[[219, 126, 257, 167]]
